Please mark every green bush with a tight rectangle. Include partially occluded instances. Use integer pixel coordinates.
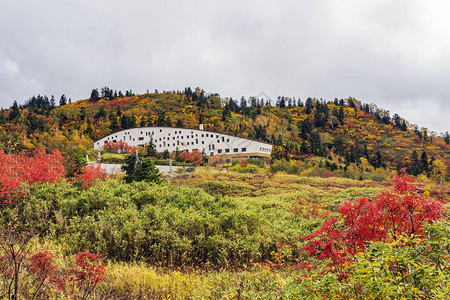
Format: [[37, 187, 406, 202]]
[[101, 152, 126, 164], [5, 179, 307, 268]]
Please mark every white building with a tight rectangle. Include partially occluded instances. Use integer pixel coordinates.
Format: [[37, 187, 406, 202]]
[[94, 126, 272, 164]]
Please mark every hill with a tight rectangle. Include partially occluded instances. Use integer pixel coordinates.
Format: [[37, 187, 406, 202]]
[[1, 87, 449, 181]]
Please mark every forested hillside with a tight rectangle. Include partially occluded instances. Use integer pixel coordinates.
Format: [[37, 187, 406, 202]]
[[0, 88, 449, 298], [1, 87, 448, 180]]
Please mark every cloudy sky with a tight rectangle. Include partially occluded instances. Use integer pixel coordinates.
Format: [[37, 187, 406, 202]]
[[1, 0, 449, 133]]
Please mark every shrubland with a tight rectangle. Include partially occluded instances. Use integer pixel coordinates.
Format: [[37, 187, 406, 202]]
[[0, 146, 448, 298]]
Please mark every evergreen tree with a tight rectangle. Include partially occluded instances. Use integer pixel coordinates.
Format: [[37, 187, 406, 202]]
[[305, 98, 313, 114], [121, 152, 161, 184], [420, 151, 429, 175], [59, 94, 67, 106], [71, 150, 87, 176], [409, 150, 421, 175], [90, 88, 100, 101], [162, 149, 170, 160], [50, 95, 56, 108], [109, 114, 120, 132], [444, 131, 450, 145], [9, 101, 20, 121], [147, 137, 157, 156]]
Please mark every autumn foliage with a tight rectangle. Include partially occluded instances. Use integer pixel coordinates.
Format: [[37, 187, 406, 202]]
[[72, 165, 107, 189], [0, 149, 66, 204], [299, 171, 445, 278], [103, 140, 138, 154], [180, 150, 204, 165]]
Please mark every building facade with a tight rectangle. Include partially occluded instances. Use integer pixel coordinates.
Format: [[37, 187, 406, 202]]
[[94, 127, 272, 164]]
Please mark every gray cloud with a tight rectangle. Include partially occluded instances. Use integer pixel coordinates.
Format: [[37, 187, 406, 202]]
[[1, 0, 449, 133]]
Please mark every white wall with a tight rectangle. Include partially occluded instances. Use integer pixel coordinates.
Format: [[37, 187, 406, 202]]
[[94, 127, 272, 157]]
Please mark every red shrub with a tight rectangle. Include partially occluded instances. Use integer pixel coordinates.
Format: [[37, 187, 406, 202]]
[[180, 151, 204, 166], [72, 165, 107, 189], [298, 172, 445, 277], [0, 149, 66, 204], [103, 140, 138, 154], [68, 250, 105, 295]]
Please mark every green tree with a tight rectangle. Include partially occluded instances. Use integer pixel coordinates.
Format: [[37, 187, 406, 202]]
[[147, 138, 157, 156], [9, 101, 21, 121], [121, 152, 161, 184], [445, 131, 450, 145], [59, 94, 67, 106], [71, 150, 87, 176]]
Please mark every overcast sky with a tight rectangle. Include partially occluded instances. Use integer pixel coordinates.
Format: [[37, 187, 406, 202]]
[[1, 0, 449, 133]]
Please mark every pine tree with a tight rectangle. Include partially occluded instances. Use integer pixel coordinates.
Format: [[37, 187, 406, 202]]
[[9, 101, 20, 121], [444, 131, 450, 145], [121, 152, 161, 184], [59, 94, 67, 106], [90, 89, 100, 101]]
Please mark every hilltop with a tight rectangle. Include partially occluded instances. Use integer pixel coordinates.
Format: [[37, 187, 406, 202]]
[[0, 87, 449, 181]]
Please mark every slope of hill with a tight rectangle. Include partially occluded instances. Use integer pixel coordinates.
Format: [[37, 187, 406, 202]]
[[0, 87, 448, 180]]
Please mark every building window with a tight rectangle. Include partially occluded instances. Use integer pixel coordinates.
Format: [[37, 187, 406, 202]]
[[202, 141, 204, 144], [222, 137, 224, 142], [234, 148, 238, 153], [201, 134, 204, 137], [160, 129, 162, 132], [187, 142, 190, 145], [218, 149, 222, 153], [225, 149, 230, 153], [241, 148, 246, 152], [138, 137, 144, 141], [216, 135, 218, 138], [206, 134, 209, 137], [217, 140, 220, 143], [140, 131, 143, 134], [210, 152, 213, 156], [227, 138, 229, 142], [196, 139, 198, 144]]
